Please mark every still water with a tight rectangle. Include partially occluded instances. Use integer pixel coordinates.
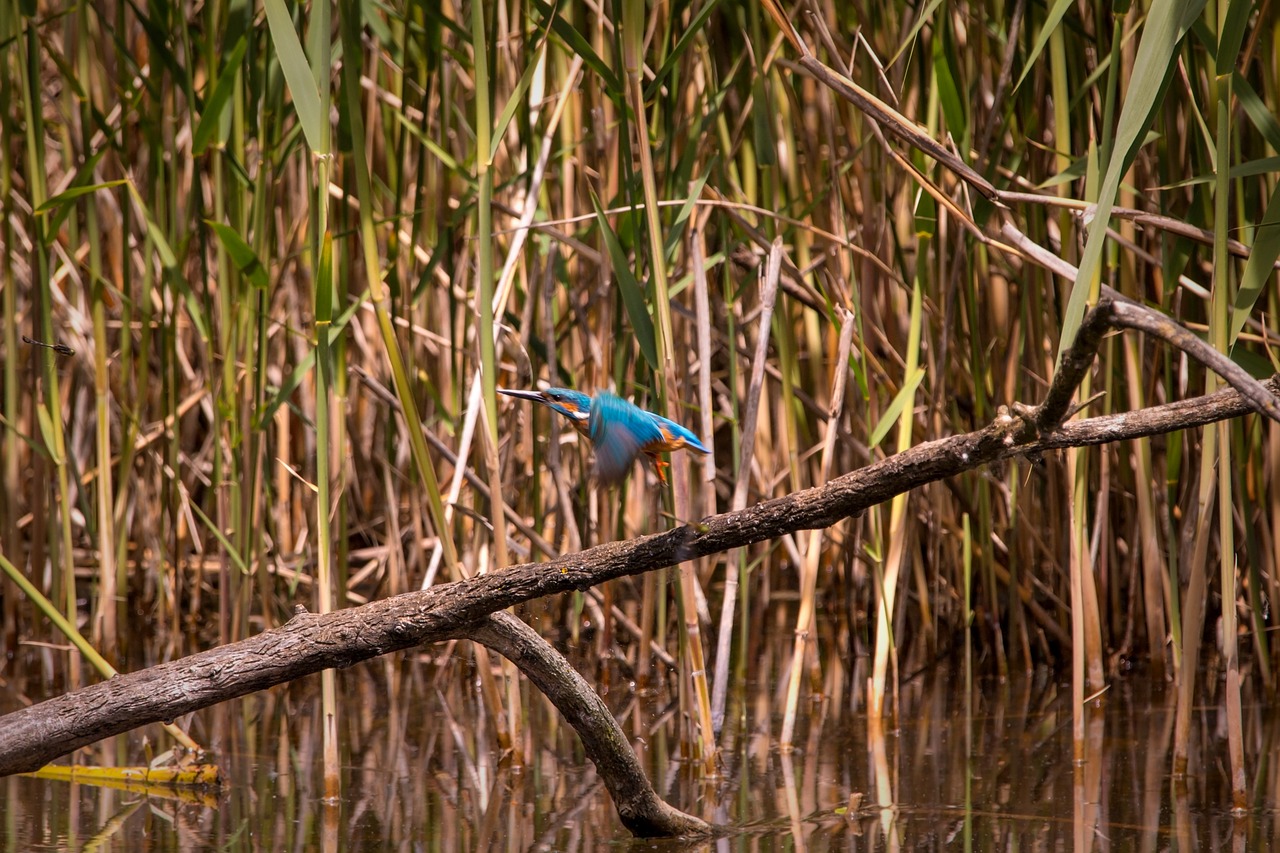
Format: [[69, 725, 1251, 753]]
[[5, 643, 1277, 851]]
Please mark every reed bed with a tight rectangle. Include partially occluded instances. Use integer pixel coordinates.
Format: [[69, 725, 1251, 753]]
[[1, 0, 1278, 800]]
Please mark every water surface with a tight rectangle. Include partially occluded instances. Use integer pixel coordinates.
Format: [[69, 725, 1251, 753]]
[[5, 647, 1275, 850]]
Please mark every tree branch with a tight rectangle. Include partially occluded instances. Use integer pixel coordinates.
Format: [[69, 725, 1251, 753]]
[[471, 613, 711, 837], [2, 374, 1276, 780]]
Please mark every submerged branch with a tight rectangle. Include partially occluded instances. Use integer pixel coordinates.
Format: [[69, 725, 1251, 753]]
[[471, 613, 711, 837]]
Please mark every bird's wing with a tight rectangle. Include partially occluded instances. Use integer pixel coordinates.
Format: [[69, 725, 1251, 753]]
[[589, 393, 664, 484], [650, 413, 710, 454]]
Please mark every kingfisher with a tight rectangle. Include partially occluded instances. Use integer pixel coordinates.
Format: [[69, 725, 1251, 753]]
[[499, 387, 710, 485]]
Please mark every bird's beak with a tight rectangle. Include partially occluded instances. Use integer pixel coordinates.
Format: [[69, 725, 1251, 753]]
[[497, 388, 545, 402]]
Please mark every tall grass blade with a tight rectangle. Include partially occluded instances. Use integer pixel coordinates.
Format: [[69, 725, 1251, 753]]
[[193, 36, 250, 156], [591, 191, 659, 371], [1230, 184, 1280, 346], [1015, 0, 1077, 93], [1059, 0, 1205, 360], [262, 0, 325, 154]]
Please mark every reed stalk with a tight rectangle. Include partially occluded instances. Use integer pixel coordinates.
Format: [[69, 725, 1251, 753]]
[[780, 308, 854, 748], [1211, 0, 1245, 804], [263, 0, 338, 793], [1053, 22, 1101, 760], [19, 18, 81, 690], [1124, 338, 1168, 682], [315, 230, 340, 795], [75, 0, 117, 657], [869, 274, 923, 723], [1174, 436, 1217, 777], [711, 240, 781, 740], [0, 67, 16, 651]]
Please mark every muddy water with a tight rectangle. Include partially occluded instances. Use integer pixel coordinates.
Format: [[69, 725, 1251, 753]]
[[5, 649, 1275, 851]]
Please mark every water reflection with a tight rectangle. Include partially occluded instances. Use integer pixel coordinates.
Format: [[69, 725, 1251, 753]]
[[6, 650, 1277, 850]]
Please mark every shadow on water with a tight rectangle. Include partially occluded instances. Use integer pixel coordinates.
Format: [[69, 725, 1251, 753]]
[[6, 639, 1278, 851]]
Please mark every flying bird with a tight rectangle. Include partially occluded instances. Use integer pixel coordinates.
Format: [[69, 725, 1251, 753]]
[[499, 387, 710, 485]]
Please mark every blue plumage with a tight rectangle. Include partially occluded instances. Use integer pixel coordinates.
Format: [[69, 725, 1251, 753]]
[[499, 386, 710, 485], [588, 392, 664, 484]]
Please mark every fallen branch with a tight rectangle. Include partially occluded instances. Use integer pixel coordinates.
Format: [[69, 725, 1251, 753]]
[[2, 372, 1276, 774], [2, 297, 1277, 836]]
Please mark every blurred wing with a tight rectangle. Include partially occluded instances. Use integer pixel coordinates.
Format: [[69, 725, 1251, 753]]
[[589, 393, 663, 485], [650, 414, 710, 454]]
